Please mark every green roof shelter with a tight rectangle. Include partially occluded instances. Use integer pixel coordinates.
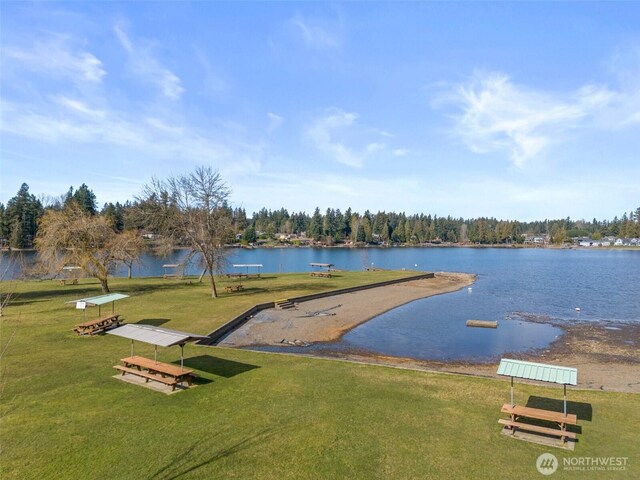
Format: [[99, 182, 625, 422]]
[[497, 358, 578, 416], [66, 293, 129, 319]]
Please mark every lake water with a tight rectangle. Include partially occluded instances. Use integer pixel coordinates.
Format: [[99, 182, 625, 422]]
[[3, 247, 639, 361]]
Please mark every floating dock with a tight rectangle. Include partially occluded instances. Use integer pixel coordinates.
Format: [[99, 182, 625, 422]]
[[466, 320, 498, 328]]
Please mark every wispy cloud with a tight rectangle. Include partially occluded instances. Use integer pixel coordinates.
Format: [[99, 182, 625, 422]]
[[0, 95, 261, 177], [290, 12, 343, 50], [114, 23, 184, 100], [2, 34, 106, 84], [267, 112, 284, 133], [434, 71, 614, 167], [307, 109, 387, 168]]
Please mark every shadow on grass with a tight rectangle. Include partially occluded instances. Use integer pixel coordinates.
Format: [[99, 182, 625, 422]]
[[526, 395, 593, 421], [148, 424, 287, 480], [135, 318, 171, 327], [9, 284, 103, 305], [9, 278, 192, 305], [525, 395, 591, 435], [180, 355, 260, 378], [227, 280, 339, 297]]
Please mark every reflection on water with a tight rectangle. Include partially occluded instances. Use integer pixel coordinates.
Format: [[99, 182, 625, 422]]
[[247, 286, 564, 363]]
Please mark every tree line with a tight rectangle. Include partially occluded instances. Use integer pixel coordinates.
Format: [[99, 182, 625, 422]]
[[2, 182, 640, 250], [244, 207, 640, 245], [1, 174, 639, 298]]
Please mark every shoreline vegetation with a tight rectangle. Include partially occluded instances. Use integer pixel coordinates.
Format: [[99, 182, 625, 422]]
[[3, 242, 640, 254]]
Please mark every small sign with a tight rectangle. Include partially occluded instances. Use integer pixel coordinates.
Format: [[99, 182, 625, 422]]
[[76, 301, 87, 310]]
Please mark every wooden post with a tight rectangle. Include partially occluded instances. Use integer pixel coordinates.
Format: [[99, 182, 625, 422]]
[[154, 345, 158, 363], [510, 376, 514, 407], [180, 344, 184, 370], [131, 339, 134, 357], [564, 384, 567, 416]]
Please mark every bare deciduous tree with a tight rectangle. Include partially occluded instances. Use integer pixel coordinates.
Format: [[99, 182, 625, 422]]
[[35, 203, 145, 293], [139, 166, 233, 298]]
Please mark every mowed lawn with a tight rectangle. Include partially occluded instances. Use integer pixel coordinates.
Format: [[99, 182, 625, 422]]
[[1, 273, 638, 479]]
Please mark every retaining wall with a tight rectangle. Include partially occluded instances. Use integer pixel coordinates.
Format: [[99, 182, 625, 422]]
[[198, 272, 435, 346]]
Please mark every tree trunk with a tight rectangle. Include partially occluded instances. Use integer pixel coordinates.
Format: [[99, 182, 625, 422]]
[[127, 265, 132, 279], [208, 269, 218, 298], [99, 276, 110, 293]]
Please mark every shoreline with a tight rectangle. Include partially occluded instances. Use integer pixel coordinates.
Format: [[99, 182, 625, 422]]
[[220, 273, 640, 394], [219, 272, 476, 347]]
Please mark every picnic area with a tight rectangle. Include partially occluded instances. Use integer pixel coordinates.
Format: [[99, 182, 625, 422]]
[[1, 272, 639, 479]]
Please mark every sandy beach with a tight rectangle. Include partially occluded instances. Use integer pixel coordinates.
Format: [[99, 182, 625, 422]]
[[220, 272, 476, 346], [220, 272, 639, 394]]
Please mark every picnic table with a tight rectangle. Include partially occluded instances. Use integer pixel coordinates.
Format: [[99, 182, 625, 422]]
[[310, 271, 332, 278], [113, 355, 196, 391], [499, 403, 578, 444], [73, 314, 121, 336], [225, 284, 244, 293], [60, 279, 79, 286], [226, 273, 248, 279]]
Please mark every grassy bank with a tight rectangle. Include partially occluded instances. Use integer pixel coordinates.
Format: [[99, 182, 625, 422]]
[[1, 273, 638, 479]]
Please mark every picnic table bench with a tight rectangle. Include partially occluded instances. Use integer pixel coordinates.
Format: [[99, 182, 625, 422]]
[[59, 279, 79, 286], [225, 284, 244, 293], [499, 403, 578, 444], [310, 271, 332, 278], [226, 273, 248, 279], [73, 314, 121, 335], [114, 356, 196, 391]]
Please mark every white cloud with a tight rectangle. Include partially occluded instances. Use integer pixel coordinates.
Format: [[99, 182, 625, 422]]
[[307, 109, 388, 168], [435, 71, 615, 167], [54, 96, 106, 118], [393, 149, 409, 157], [290, 12, 342, 50], [267, 112, 284, 133], [0, 96, 261, 176], [3, 35, 106, 84], [114, 24, 184, 100]]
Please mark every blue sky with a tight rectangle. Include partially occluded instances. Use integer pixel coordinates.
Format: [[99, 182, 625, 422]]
[[1, 2, 639, 221]]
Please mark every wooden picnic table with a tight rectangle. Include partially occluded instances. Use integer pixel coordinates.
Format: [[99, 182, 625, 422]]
[[74, 314, 121, 336], [60, 279, 79, 286], [499, 403, 578, 444], [225, 284, 244, 293], [310, 271, 332, 278], [114, 356, 195, 391]]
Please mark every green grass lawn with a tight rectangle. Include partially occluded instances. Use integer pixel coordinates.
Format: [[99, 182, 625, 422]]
[[1, 273, 638, 479]]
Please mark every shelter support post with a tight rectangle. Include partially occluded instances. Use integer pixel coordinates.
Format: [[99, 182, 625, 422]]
[[564, 384, 567, 416], [180, 344, 184, 370], [131, 339, 134, 357], [154, 345, 158, 363], [510, 376, 514, 407]]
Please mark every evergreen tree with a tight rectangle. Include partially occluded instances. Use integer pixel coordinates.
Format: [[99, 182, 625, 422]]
[[64, 184, 97, 215], [5, 183, 44, 248], [308, 207, 323, 240]]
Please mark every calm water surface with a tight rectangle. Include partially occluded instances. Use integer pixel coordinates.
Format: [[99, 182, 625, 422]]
[[3, 247, 639, 361]]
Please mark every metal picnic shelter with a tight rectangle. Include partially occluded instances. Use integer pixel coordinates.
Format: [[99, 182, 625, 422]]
[[66, 293, 129, 320], [232, 263, 263, 276], [107, 324, 206, 369], [497, 358, 578, 415]]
